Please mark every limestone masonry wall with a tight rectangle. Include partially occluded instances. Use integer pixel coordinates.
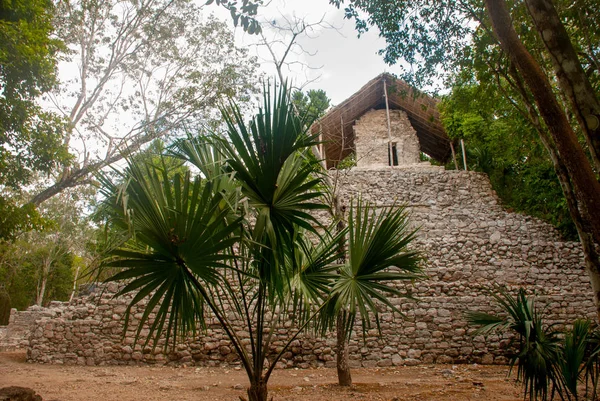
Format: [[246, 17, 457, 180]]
[[1, 306, 53, 351], [354, 109, 421, 167], [23, 167, 593, 367]]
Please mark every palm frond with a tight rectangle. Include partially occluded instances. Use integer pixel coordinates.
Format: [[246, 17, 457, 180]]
[[467, 288, 562, 401], [287, 226, 346, 326], [331, 198, 423, 338], [215, 83, 328, 299], [101, 159, 241, 350], [560, 319, 590, 399]]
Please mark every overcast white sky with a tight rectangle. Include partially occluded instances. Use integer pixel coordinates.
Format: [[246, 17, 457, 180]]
[[226, 0, 404, 105]]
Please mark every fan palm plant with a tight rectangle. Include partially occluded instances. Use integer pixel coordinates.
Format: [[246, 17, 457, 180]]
[[467, 288, 562, 400], [557, 319, 600, 401], [329, 198, 423, 385], [100, 83, 423, 401]]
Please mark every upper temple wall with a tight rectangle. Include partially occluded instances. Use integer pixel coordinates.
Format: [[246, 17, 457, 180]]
[[354, 109, 421, 167]]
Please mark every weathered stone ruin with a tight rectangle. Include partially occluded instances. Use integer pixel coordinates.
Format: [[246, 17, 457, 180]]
[[354, 109, 421, 167], [0, 306, 51, 351], [2, 73, 595, 368]]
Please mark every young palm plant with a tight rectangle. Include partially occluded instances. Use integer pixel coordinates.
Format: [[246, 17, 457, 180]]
[[100, 84, 423, 401], [467, 288, 563, 401], [329, 198, 423, 385]]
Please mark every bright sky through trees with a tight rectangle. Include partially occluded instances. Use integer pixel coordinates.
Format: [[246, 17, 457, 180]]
[[229, 0, 405, 104]]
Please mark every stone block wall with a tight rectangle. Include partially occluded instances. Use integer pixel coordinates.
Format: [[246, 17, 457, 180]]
[[0, 307, 56, 351], [354, 109, 421, 167], [25, 167, 594, 367]]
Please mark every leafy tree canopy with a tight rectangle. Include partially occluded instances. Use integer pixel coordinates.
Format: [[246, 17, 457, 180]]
[[329, 0, 600, 90], [440, 79, 577, 239], [292, 89, 331, 124], [0, 0, 71, 238]]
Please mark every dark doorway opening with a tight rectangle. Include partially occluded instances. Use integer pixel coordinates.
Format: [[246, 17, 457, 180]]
[[388, 142, 398, 166]]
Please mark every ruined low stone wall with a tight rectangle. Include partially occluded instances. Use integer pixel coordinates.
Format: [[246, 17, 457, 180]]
[[0, 307, 56, 351], [26, 167, 594, 367]]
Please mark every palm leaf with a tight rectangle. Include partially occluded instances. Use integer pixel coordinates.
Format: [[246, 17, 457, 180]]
[[287, 226, 346, 325], [215, 83, 328, 299], [331, 198, 423, 338], [101, 158, 241, 350], [467, 288, 563, 401]]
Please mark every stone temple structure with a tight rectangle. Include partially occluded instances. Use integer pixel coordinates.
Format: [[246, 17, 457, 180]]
[[354, 109, 421, 167], [312, 72, 452, 169], [2, 74, 595, 368]]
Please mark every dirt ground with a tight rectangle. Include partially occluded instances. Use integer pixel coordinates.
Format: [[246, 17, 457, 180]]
[[0, 351, 522, 401]]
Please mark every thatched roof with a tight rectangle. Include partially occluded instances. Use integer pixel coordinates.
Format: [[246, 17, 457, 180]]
[[311, 73, 452, 168]]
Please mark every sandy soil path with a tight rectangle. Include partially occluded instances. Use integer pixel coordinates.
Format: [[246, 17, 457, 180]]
[[0, 352, 522, 401]]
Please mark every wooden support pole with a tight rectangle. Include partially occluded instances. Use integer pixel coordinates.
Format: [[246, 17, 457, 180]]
[[339, 115, 345, 165], [318, 121, 324, 160], [460, 139, 468, 171], [383, 80, 394, 167], [450, 142, 459, 170]]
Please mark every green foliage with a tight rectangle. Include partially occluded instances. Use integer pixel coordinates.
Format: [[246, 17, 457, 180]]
[[336, 154, 357, 170], [468, 288, 562, 400], [468, 289, 600, 400], [207, 0, 262, 34], [0, 0, 70, 239], [0, 184, 96, 308], [0, 240, 75, 309], [43, 249, 75, 302], [292, 89, 331, 124], [329, 0, 475, 87], [330, 199, 423, 338], [330, 0, 600, 90], [0, 200, 43, 240], [440, 83, 577, 240], [131, 140, 189, 183]]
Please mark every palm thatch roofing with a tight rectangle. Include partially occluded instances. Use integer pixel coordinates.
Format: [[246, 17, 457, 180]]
[[311, 73, 452, 168]]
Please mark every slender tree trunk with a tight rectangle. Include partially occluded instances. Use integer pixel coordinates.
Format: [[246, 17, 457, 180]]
[[36, 268, 48, 306], [246, 378, 268, 401], [485, 0, 600, 320], [69, 264, 81, 302], [336, 313, 352, 386], [35, 280, 46, 306], [332, 196, 352, 386]]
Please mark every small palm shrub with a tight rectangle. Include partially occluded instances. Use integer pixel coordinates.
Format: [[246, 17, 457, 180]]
[[467, 288, 600, 401]]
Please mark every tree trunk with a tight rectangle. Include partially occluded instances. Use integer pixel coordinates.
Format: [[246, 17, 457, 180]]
[[485, 0, 600, 320], [331, 194, 352, 386], [336, 313, 352, 386], [246, 379, 268, 401], [544, 133, 600, 321], [69, 264, 81, 302], [523, 0, 600, 172], [35, 274, 47, 306]]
